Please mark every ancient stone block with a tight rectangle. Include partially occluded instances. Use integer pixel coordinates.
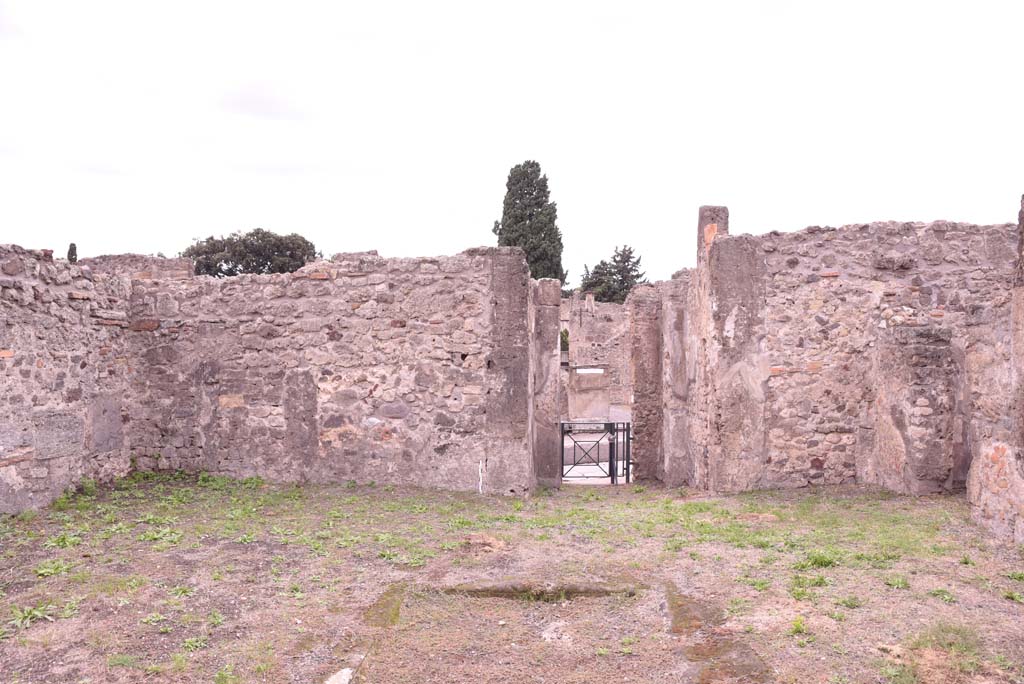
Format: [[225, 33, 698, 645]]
[[218, 394, 245, 409], [32, 410, 84, 461], [87, 395, 124, 453]]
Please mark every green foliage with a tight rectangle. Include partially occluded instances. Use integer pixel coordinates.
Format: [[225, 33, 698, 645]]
[[137, 527, 182, 545], [9, 603, 54, 629], [910, 622, 981, 673], [35, 558, 72, 577], [795, 549, 840, 569], [578, 245, 647, 304], [67, 243, 77, 263], [559, 328, 569, 352], [738, 575, 770, 591], [44, 531, 82, 549], [182, 635, 208, 651], [492, 160, 567, 281], [59, 597, 82, 618], [214, 665, 240, 684], [885, 575, 910, 589], [182, 228, 318, 277], [790, 548, 839, 569], [788, 615, 808, 635], [928, 588, 956, 604], [107, 653, 141, 668], [836, 595, 863, 609], [880, 662, 917, 684]]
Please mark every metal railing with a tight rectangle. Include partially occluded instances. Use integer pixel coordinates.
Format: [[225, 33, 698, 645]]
[[560, 421, 631, 483]]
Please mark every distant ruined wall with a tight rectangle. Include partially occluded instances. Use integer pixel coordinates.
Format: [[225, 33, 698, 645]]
[[564, 293, 631, 413]]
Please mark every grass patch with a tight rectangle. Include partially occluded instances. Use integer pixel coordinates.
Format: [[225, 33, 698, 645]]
[[35, 558, 72, 577], [788, 615, 808, 636], [795, 549, 840, 569], [107, 653, 142, 668], [44, 531, 83, 548], [836, 595, 863, 609], [9, 603, 55, 630], [927, 588, 956, 604], [885, 575, 910, 590], [910, 622, 981, 674]]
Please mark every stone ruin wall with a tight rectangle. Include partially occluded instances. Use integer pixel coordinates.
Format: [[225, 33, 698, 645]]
[[1, 245, 556, 512], [4, 198, 1023, 543], [557, 293, 632, 421], [0, 247, 138, 512], [626, 204, 1024, 542], [127, 247, 547, 495]]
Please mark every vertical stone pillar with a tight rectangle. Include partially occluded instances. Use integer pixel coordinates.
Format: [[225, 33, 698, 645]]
[[697, 205, 729, 267], [529, 279, 563, 488], [485, 247, 530, 438], [1018, 195, 1024, 286], [627, 285, 664, 481], [968, 196, 1024, 541]]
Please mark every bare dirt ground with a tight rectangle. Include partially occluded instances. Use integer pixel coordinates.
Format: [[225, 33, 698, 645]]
[[1, 473, 1023, 684]]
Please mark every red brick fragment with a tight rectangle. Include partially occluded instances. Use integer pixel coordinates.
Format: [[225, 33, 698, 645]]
[[130, 319, 161, 332]]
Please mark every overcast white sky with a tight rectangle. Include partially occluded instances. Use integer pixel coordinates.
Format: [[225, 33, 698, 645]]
[[1, 1, 1022, 284]]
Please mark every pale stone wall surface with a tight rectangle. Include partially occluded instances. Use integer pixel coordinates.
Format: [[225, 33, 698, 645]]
[[968, 197, 1024, 542], [631, 206, 1024, 542], [4, 201, 1024, 543], [626, 285, 663, 480], [1, 245, 541, 511], [126, 247, 536, 495], [751, 220, 1014, 494], [564, 293, 631, 410], [529, 279, 562, 487], [0, 246, 142, 512]]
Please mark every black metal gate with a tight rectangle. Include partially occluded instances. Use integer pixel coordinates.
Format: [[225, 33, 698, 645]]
[[560, 422, 631, 483]]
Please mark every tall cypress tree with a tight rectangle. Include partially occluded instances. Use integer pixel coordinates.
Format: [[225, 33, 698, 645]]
[[492, 160, 567, 281]]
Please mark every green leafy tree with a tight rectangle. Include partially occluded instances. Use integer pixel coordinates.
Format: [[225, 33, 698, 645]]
[[492, 160, 567, 282], [579, 245, 647, 304], [182, 228, 318, 277]]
